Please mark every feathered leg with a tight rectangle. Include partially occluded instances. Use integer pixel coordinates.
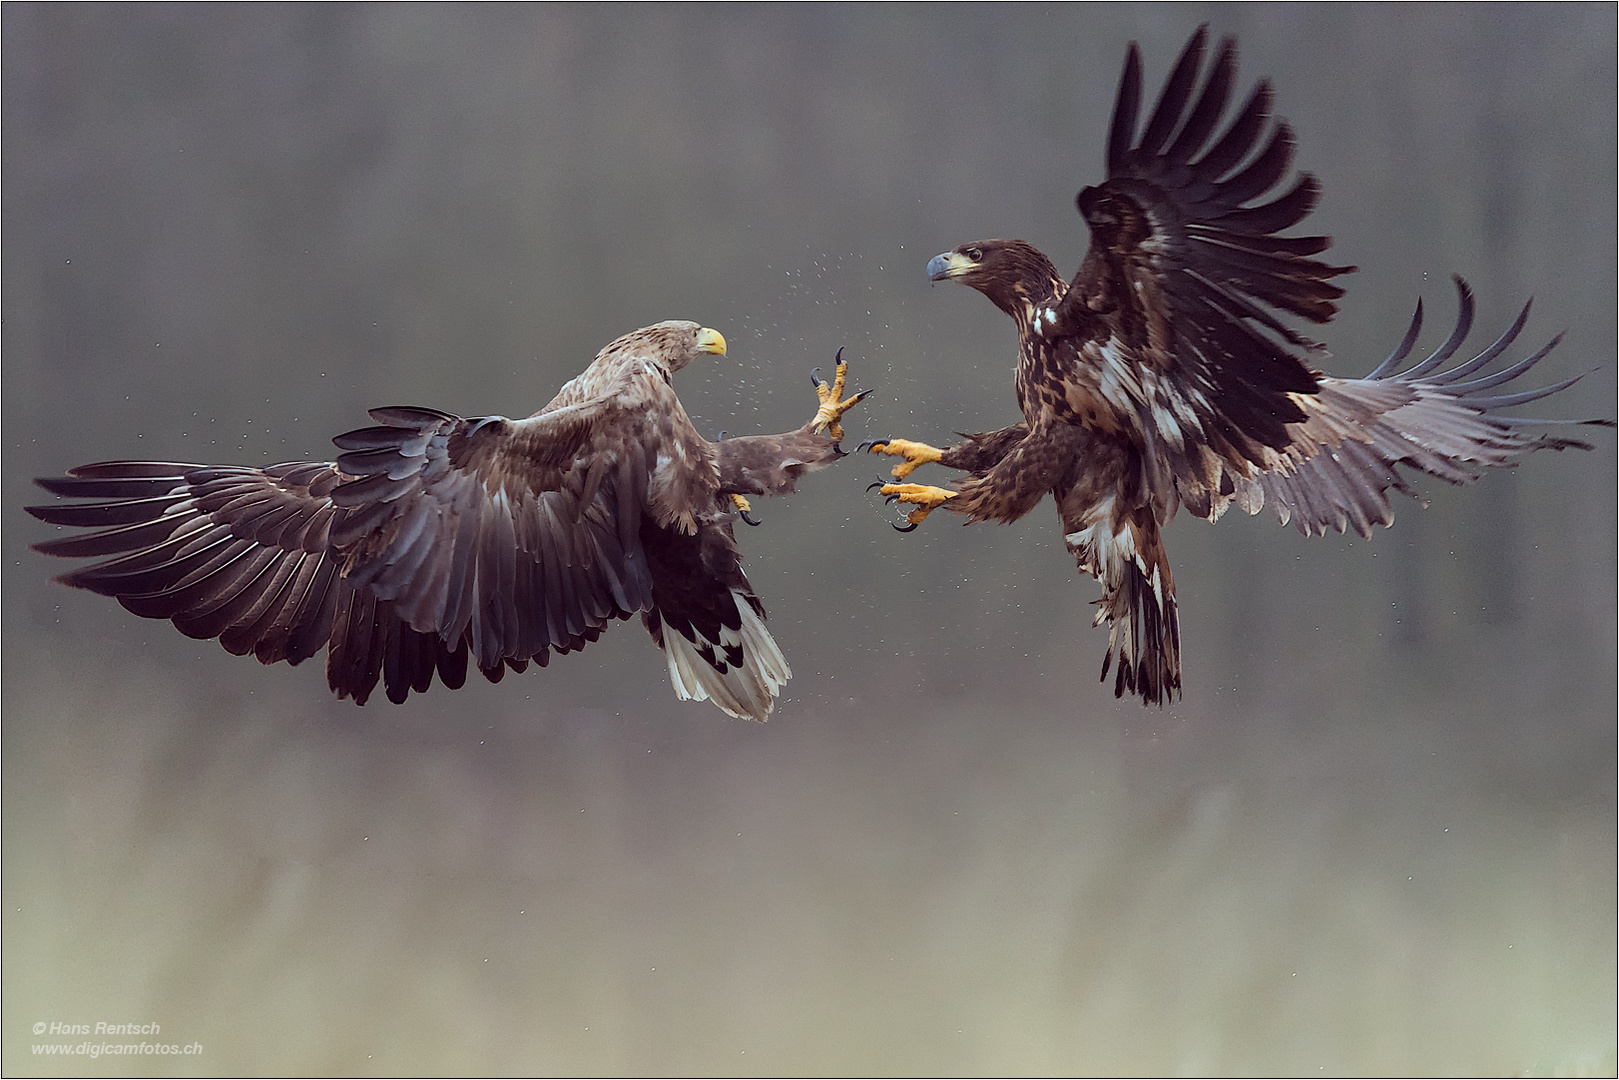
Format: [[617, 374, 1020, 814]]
[[716, 350, 869, 513], [866, 422, 1078, 529]]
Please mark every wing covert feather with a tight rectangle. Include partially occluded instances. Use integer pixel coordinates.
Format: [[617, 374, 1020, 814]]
[[1042, 25, 1356, 520]]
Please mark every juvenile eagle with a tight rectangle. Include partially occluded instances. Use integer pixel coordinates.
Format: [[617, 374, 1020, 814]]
[[29, 321, 867, 721], [867, 26, 1610, 706]]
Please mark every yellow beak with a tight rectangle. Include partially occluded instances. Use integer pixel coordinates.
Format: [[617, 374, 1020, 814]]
[[697, 327, 727, 356]]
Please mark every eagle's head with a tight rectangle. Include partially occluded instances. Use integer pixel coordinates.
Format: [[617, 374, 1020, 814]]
[[927, 240, 1065, 320], [604, 320, 727, 373]]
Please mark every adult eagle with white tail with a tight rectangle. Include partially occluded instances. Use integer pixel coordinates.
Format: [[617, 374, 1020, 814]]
[[30, 321, 867, 720], [866, 26, 1610, 706]]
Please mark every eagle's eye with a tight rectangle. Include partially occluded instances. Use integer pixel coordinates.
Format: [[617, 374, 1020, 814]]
[[965, 246, 983, 262]]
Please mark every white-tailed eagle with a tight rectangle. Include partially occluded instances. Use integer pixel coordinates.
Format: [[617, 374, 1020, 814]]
[[866, 26, 1611, 706], [30, 321, 867, 720]]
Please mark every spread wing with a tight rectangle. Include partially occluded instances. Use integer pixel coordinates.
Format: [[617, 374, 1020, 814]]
[[30, 458, 466, 705], [329, 400, 670, 671], [1045, 25, 1355, 519], [1225, 277, 1613, 537], [29, 395, 666, 705]]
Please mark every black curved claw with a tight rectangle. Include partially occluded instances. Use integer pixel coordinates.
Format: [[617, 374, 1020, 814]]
[[892, 520, 920, 533], [739, 508, 762, 527], [867, 477, 892, 493], [717, 430, 727, 443], [810, 366, 823, 389], [857, 438, 890, 454], [833, 346, 846, 366]]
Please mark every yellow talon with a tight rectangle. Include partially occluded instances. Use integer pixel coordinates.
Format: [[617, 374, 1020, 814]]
[[729, 492, 761, 525], [879, 482, 957, 527], [864, 437, 944, 480], [811, 352, 867, 440]]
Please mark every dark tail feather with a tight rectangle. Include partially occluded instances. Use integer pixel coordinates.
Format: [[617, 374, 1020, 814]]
[[1098, 554, 1182, 708], [1079, 515, 1182, 708]]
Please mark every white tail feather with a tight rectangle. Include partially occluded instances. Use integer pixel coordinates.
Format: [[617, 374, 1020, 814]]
[[661, 589, 790, 721]]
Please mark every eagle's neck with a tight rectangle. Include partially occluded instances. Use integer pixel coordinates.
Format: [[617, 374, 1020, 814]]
[[1005, 281, 1065, 338], [1003, 270, 1070, 427], [985, 261, 1067, 336]]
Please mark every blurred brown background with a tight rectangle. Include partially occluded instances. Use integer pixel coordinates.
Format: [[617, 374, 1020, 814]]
[[4, 5, 1614, 1075]]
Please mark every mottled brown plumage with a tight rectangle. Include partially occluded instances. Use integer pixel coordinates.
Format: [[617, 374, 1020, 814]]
[[30, 321, 866, 720], [871, 26, 1610, 706]]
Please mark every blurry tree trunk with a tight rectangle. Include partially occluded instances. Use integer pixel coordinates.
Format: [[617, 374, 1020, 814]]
[[1471, 8, 1526, 627], [1381, 68, 1430, 646]]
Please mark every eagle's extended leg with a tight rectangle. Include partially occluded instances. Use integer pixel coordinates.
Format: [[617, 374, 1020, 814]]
[[857, 433, 983, 529], [867, 479, 959, 531], [861, 422, 1030, 481], [860, 437, 945, 479], [715, 351, 868, 509], [809, 349, 869, 442], [864, 422, 1073, 531]]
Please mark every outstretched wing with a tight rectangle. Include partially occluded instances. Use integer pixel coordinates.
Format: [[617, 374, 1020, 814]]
[[329, 402, 666, 670], [1224, 277, 1614, 537], [29, 458, 473, 704], [1046, 25, 1355, 518], [29, 394, 667, 705]]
